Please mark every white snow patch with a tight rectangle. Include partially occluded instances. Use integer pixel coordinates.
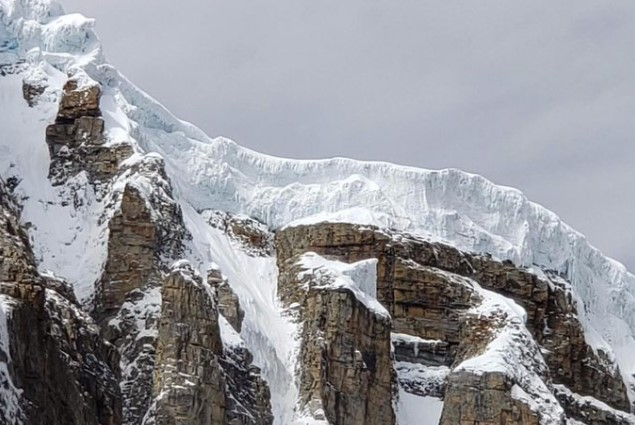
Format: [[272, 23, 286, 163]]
[[396, 389, 443, 425], [297, 253, 388, 318], [108, 286, 161, 340], [0, 296, 23, 423], [219, 314, 244, 350]]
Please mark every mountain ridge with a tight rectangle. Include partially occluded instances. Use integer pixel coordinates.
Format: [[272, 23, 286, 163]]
[[1, 1, 634, 424]]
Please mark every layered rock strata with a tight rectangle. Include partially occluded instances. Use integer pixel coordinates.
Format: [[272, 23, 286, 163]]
[[150, 261, 273, 425], [275, 222, 633, 423], [202, 210, 273, 256], [45, 77, 133, 187], [151, 262, 227, 424], [37, 75, 273, 425], [0, 178, 122, 425], [277, 252, 395, 425]]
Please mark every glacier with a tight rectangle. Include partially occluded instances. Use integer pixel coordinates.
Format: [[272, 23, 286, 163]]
[[1, 0, 635, 420]]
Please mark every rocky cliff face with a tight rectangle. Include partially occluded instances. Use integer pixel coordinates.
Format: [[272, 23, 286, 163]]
[[2, 70, 275, 425], [0, 177, 121, 425], [44, 77, 132, 188], [277, 253, 395, 424], [149, 261, 272, 425], [275, 222, 634, 424]]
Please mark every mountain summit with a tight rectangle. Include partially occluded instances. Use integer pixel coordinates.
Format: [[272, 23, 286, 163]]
[[1, 1, 634, 424]]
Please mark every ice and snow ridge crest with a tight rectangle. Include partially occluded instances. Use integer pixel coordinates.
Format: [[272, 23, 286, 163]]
[[2, 0, 635, 393], [1, 0, 99, 68]]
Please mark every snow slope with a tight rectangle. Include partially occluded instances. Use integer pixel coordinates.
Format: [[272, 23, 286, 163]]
[[396, 390, 443, 425], [1, 0, 635, 415], [0, 296, 22, 423]]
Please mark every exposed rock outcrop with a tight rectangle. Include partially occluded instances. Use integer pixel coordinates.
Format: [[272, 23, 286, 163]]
[[94, 159, 186, 424], [219, 342, 274, 425], [149, 261, 273, 425], [97, 184, 158, 321], [392, 333, 451, 368], [0, 178, 122, 425], [442, 371, 542, 425], [278, 252, 395, 425], [554, 385, 635, 425], [207, 266, 244, 333], [203, 210, 273, 256], [39, 74, 274, 425], [45, 76, 133, 187], [441, 284, 564, 425], [151, 262, 227, 424], [21, 79, 45, 107], [275, 222, 633, 423]]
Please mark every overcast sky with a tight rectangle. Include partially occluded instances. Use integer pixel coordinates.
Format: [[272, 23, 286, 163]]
[[60, 0, 635, 270]]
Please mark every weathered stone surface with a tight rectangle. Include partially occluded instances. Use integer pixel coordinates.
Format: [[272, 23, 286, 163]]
[[96, 161, 189, 424], [11, 287, 122, 425], [207, 267, 245, 332], [150, 262, 273, 425], [152, 262, 227, 425], [0, 178, 122, 425], [542, 274, 630, 412], [96, 155, 188, 323], [21, 79, 46, 107], [394, 360, 449, 398], [441, 298, 564, 424], [442, 371, 542, 425], [0, 178, 38, 286], [390, 260, 481, 358], [96, 184, 158, 321], [392, 334, 451, 367], [220, 343, 274, 425], [56, 79, 101, 123], [554, 385, 635, 425], [278, 253, 395, 425], [275, 222, 633, 420], [45, 77, 133, 185], [203, 210, 273, 256]]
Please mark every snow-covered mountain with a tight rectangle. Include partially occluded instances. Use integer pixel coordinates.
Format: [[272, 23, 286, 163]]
[[1, 1, 634, 424]]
